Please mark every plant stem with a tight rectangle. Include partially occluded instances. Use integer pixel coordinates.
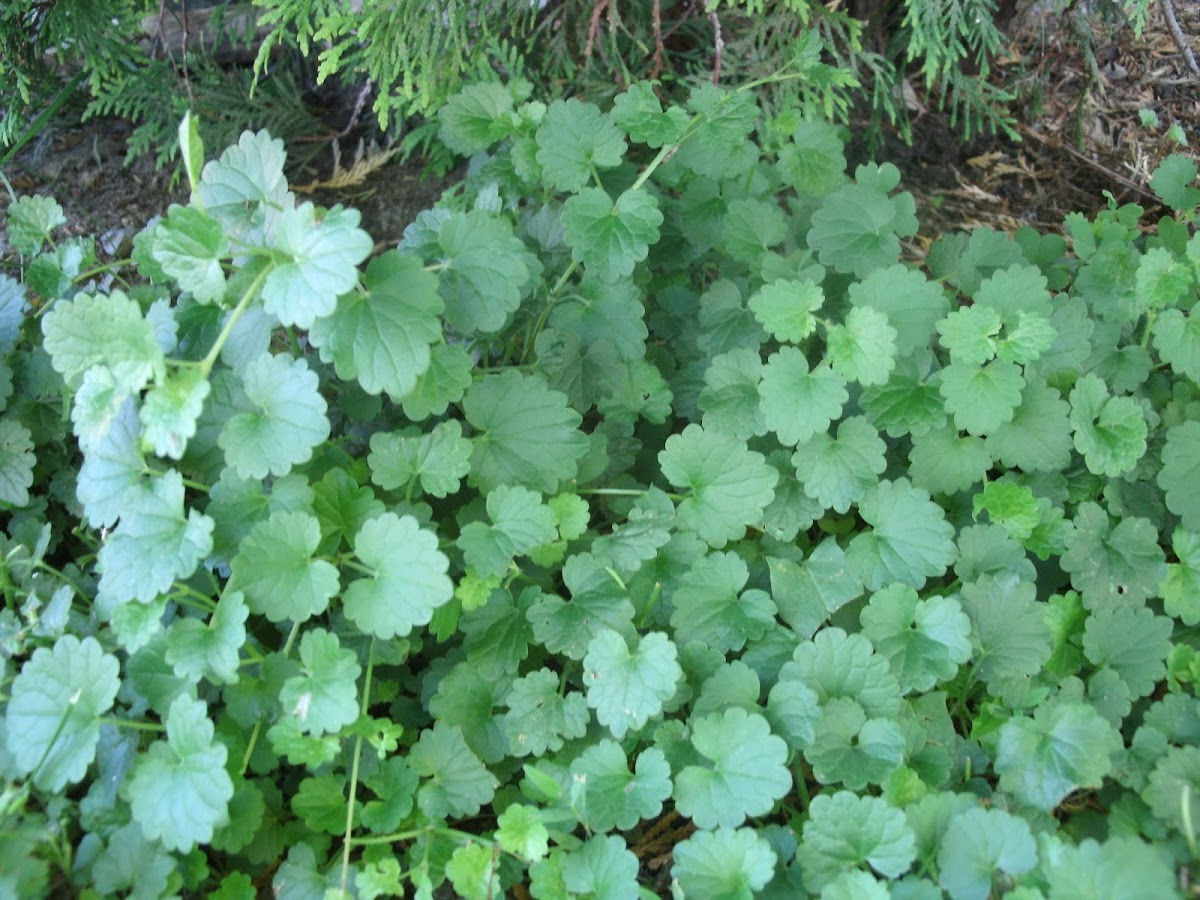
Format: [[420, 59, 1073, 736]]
[[199, 264, 272, 377], [340, 638, 375, 893]]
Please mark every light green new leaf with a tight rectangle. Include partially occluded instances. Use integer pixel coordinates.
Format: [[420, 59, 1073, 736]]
[[219, 353, 329, 479], [279, 627, 361, 736], [791, 416, 887, 513], [0, 418, 34, 506], [261, 203, 371, 328], [846, 478, 957, 591], [97, 469, 214, 607], [671, 827, 778, 900], [1136, 246, 1195, 310], [659, 423, 779, 547], [1149, 152, 1200, 212], [583, 629, 682, 739], [409, 721, 498, 819], [309, 251, 443, 399], [1152, 306, 1200, 382], [936, 304, 1001, 365], [368, 420, 472, 499], [150, 205, 228, 303], [7, 194, 66, 256], [436, 210, 530, 333], [827, 305, 898, 386], [939, 359, 1024, 435], [759, 346, 848, 446], [794, 791, 916, 892], [495, 803, 550, 863], [197, 129, 291, 242], [42, 289, 163, 391], [748, 278, 824, 343], [1082, 606, 1173, 697], [612, 82, 691, 147], [344, 513, 453, 639], [139, 367, 211, 460], [999, 310, 1057, 364], [673, 708, 791, 828], [1069, 374, 1147, 477], [458, 484, 557, 578], [995, 700, 1121, 811], [936, 807, 1036, 900], [569, 741, 672, 832], [561, 835, 641, 900], [166, 590, 248, 685], [536, 98, 626, 192], [1060, 502, 1165, 609], [230, 511, 339, 623], [972, 480, 1040, 541], [126, 695, 233, 852], [861, 585, 972, 694], [5, 635, 120, 791], [1159, 421, 1200, 531], [464, 371, 588, 493], [561, 187, 663, 284], [446, 843, 499, 900]]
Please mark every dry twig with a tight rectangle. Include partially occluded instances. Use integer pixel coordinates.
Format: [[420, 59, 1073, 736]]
[[1160, 0, 1200, 78]]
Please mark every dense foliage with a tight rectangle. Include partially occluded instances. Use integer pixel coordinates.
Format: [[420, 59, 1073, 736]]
[[2, 65, 1200, 897]]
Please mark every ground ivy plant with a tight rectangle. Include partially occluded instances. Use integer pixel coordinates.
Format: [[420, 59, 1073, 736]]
[[1, 68, 1199, 898]]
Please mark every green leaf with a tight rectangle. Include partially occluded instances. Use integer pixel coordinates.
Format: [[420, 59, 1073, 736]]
[[1060, 502, 1166, 610], [561, 835, 641, 900], [437, 82, 516, 155], [549, 276, 648, 361], [806, 696, 905, 790], [1068, 373, 1147, 477], [937, 304, 1002, 365], [908, 424, 991, 496], [536, 99, 626, 192], [658, 423, 779, 548], [781, 627, 901, 718], [569, 740, 672, 832], [261, 203, 372, 328], [1152, 306, 1200, 383], [464, 370, 588, 494], [291, 774, 347, 834], [496, 803, 550, 862], [409, 721, 498, 819], [279, 628, 361, 735], [938, 360, 1024, 435], [92, 822, 175, 900], [219, 353, 330, 479], [458, 484, 557, 578], [1041, 835, 1179, 900], [848, 264, 950, 357], [861, 585, 972, 694], [673, 708, 791, 828], [767, 540, 863, 639], [362, 757, 418, 833], [150, 205, 228, 303], [778, 120, 847, 196], [722, 197, 787, 264], [528, 553, 636, 660], [671, 827, 778, 900], [344, 512, 453, 639], [197, 129, 290, 241], [502, 667, 589, 757], [230, 511, 339, 623], [5, 635, 120, 791], [759, 346, 848, 446], [7, 194, 65, 256], [42, 289, 163, 391], [1082, 606, 1173, 697], [368, 419, 471, 499], [748, 278, 824, 343], [583, 629, 681, 739], [0, 275, 29, 354], [96, 469, 214, 608], [985, 382, 1074, 473], [166, 590, 248, 685], [959, 574, 1052, 693], [699, 348, 767, 441], [1159, 420, 1200, 531], [138, 367, 211, 460], [436, 210, 530, 333], [1149, 152, 1200, 211], [791, 415, 887, 513], [672, 551, 776, 652], [309, 251, 443, 399], [0, 418, 34, 506], [846, 478, 957, 591], [936, 807, 1036, 900], [826, 305, 898, 386], [446, 843, 499, 900], [612, 82, 691, 148], [860, 375, 947, 439], [794, 791, 916, 892], [1164, 528, 1200, 625], [995, 699, 1121, 811], [808, 164, 918, 277], [126, 695, 233, 852], [562, 187, 663, 284]]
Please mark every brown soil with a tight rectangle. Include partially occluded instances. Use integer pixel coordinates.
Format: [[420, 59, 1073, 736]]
[[1, 3, 1196, 259]]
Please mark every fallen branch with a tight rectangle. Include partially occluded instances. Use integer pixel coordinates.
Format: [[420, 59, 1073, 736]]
[[1160, 0, 1200, 78]]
